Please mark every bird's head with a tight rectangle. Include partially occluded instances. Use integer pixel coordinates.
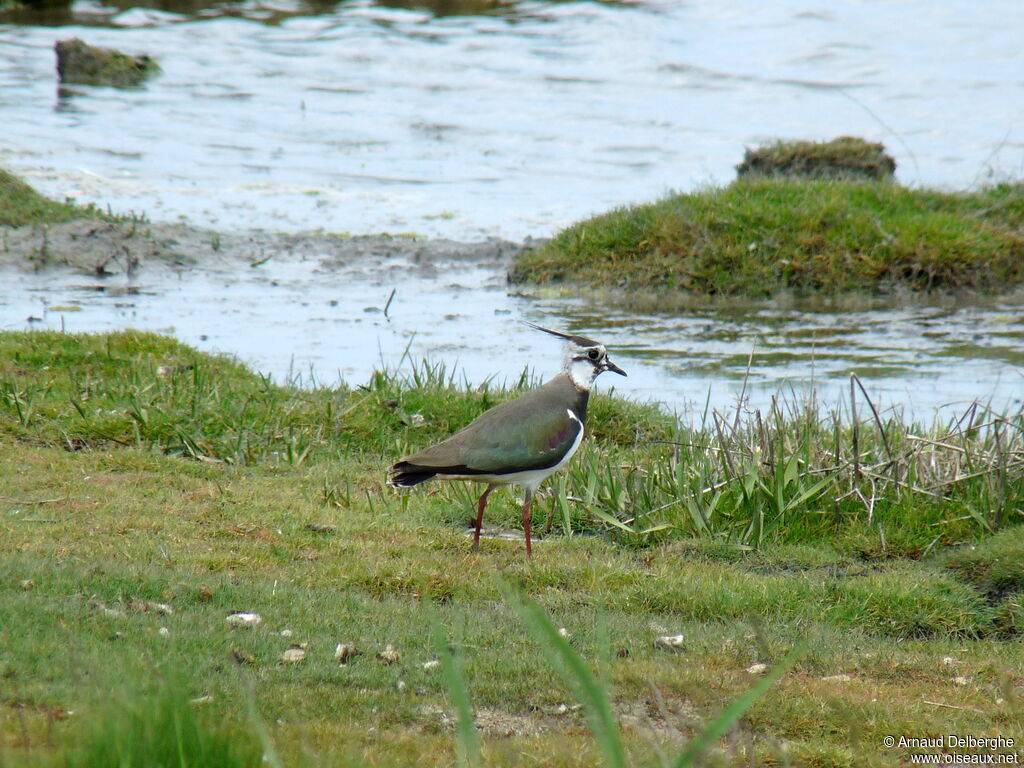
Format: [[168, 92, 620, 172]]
[[525, 322, 626, 390]]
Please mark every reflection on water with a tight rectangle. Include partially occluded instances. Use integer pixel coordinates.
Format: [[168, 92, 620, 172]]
[[1, 0, 565, 26], [3, 0, 643, 26], [375, 0, 515, 18], [1, 0, 1022, 239], [2, 253, 1022, 422]]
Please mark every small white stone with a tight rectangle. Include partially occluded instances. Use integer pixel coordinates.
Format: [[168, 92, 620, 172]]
[[396, 680, 407, 693], [536, 702, 579, 716], [422, 659, 441, 672], [158, 626, 171, 639], [746, 663, 768, 675], [941, 656, 957, 666], [281, 645, 307, 663], [654, 634, 685, 650], [280, 628, 293, 638], [225, 612, 262, 627]]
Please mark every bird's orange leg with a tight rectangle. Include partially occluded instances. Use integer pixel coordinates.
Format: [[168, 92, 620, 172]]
[[473, 486, 495, 551], [522, 491, 533, 558]]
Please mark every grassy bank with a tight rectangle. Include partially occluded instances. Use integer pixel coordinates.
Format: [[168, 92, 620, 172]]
[[0, 169, 115, 228], [1, 331, 1023, 767], [509, 179, 1024, 297]]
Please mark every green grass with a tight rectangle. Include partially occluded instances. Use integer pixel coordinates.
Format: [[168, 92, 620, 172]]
[[939, 526, 1024, 599], [0, 329, 669, 463], [1, 330, 1023, 767], [64, 687, 264, 768], [0, 169, 115, 228], [509, 179, 1024, 297]]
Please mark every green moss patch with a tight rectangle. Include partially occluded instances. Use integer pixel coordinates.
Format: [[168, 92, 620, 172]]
[[510, 179, 1024, 297], [736, 136, 896, 181], [56, 38, 160, 88], [825, 567, 993, 638], [940, 526, 1024, 612]]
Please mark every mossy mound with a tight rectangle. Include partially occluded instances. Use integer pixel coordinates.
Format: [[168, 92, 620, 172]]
[[510, 179, 1024, 297], [737, 136, 896, 181], [992, 592, 1024, 637], [939, 527, 1024, 637], [55, 38, 160, 88], [939, 526, 1024, 600]]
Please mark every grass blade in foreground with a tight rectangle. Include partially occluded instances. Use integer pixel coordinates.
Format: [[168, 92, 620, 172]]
[[244, 681, 285, 768], [67, 684, 264, 768], [430, 616, 482, 768], [669, 643, 806, 768], [497, 577, 627, 768]]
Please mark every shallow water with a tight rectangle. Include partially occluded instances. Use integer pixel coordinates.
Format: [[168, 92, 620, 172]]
[[2, 0, 1023, 420], [5, 252, 1023, 422], [2, 0, 1023, 239]]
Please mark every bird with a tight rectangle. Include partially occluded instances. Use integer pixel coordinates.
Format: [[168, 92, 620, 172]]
[[388, 322, 626, 556]]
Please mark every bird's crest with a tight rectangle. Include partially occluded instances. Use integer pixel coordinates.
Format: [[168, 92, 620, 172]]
[[523, 321, 601, 348]]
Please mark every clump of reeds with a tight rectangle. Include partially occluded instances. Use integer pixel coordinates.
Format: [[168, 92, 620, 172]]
[[554, 373, 1024, 551]]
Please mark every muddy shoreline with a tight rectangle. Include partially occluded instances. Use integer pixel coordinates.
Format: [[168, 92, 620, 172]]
[[5, 217, 1024, 318], [0, 218, 530, 278], [3, 217, 1024, 422]]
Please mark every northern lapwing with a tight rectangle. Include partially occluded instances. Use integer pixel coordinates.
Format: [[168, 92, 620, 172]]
[[388, 323, 626, 556]]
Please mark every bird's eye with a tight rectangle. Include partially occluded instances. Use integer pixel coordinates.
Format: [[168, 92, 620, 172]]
[[587, 349, 599, 360]]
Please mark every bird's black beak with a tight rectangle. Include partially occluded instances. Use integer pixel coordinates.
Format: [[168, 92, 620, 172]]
[[603, 359, 627, 377]]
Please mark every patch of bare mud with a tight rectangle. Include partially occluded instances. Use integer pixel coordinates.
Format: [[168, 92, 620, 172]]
[[475, 707, 551, 738], [0, 218, 527, 278], [418, 697, 700, 742]]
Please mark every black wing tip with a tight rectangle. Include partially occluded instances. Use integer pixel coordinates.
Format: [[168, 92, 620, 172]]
[[388, 460, 493, 487], [388, 462, 437, 488]]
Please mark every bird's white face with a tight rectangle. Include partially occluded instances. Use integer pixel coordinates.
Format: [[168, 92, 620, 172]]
[[564, 341, 626, 390]]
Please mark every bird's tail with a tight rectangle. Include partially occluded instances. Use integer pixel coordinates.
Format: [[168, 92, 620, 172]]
[[388, 461, 437, 488]]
